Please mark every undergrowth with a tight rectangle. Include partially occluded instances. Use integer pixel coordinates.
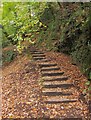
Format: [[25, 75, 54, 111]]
[[36, 3, 91, 81], [2, 49, 17, 65]]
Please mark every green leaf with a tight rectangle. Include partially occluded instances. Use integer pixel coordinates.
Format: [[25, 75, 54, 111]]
[[85, 81, 91, 86], [88, 87, 91, 91], [89, 72, 91, 79], [83, 89, 87, 94]]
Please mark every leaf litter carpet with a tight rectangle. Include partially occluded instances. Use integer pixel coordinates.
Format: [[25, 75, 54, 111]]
[[2, 50, 90, 119]]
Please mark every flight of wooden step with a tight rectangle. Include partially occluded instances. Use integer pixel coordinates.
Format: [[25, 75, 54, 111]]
[[30, 49, 78, 104]]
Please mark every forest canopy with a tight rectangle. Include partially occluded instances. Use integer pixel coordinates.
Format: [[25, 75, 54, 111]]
[[1, 2, 47, 47], [1, 2, 91, 81]]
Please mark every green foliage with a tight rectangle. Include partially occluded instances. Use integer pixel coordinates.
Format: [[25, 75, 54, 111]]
[[54, 3, 91, 79], [36, 3, 91, 80], [2, 2, 47, 50], [2, 50, 16, 64], [85, 81, 90, 86], [2, 39, 10, 48], [83, 80, 91, 95], [2, 34, 11, 48], [2, 2, 91, 82], [89, 72, 91, 79]]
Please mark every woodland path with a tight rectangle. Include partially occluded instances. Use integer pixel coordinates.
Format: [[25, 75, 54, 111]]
[[30, 47, 90, 120], [2, 46, 90, 120]]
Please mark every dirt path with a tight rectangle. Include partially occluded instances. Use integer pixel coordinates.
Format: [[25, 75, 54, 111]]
[[2, 55, 44, 118], [2, 49, 90, 119]]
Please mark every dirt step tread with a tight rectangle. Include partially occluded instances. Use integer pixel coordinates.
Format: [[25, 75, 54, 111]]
[[42, 72, 64, 77], [41, 67, 60, 71], [31, 52, 45, 55], [43, 80, 71, 85], [43, 83, 74, 88], [39, 63, 57, 67], [31, 52, 44, 54], [42, 70, 63, 73], [33, 56, 46, 58], [33, 57, 46, 60], [36, 59, 50, 62]]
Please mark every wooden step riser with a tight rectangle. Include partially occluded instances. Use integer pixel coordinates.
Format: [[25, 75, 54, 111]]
[[43, 92, 73, 96], [33, 58, 46, 60], [43, 84, 74, 88], [32, 55, 46, 57], [43, 77, 68, 81], [45, 100, 77, 104], [38, 59, 50, 62], [41, 68, 60, 71], [39, 64, 57, 68], [30, 50, 40, 52]]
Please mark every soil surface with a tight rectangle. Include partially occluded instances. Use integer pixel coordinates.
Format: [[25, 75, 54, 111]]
[[2, 48, 90, 119]]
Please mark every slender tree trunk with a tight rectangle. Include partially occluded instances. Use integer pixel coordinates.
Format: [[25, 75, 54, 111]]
[[47, 3, 55, 20], [57, 2, 62, 9], [89, 4, 91, 38]]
